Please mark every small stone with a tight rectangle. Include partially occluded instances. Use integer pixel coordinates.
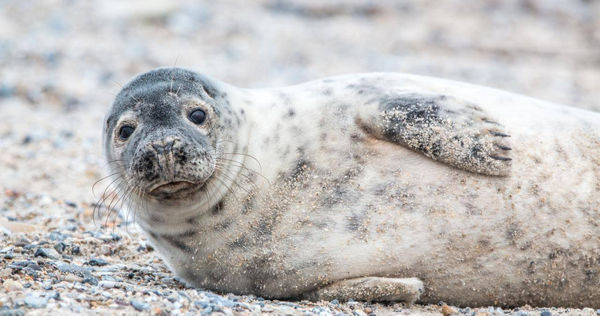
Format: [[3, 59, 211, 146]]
[[54, 242, 67, 253], [261, 306, 274, 312], [9, 260, 41, 271], [71, 246, 81, 255], [65, 201, 77, 208], [24, 294, 48, 308], [47, 231, 70, 241], [39, 195, 52, 206], [82, 276, 99, 285], [34, 247, 59, 259], [99, 280, 117, 288], [330, 299, 339, 305], [0, 309, 25, 316], [14, 239, 29, 247], [55, 262, 91, 276], [3, 280, 23, 291], [62, 274, 79, 283], [202, 306, 214, 314], [130, 299, 150, 311], [21, 135, 33, 145], [540, 311, 552, 316], [86, 258, 109, 266], [23, 244, 37, 250], [442, 304, 455, 316]]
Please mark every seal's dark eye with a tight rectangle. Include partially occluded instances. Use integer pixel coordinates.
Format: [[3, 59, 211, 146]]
[[189, 109, 207, 125], [118, 125, 135, 140]]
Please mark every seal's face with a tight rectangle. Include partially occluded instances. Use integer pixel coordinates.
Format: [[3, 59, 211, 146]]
[[104, 68, 230, 204]]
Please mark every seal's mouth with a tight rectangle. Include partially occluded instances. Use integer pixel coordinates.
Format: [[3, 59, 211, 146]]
[[148, 181, 203, 198]]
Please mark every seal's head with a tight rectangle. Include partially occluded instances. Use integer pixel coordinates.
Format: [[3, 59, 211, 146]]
[[103, 67, 237, 207]]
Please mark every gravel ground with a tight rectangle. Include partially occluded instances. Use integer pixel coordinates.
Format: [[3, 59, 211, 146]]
[[1, 0, 599, 315]]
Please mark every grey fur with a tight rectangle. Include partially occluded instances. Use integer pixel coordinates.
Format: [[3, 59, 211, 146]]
[[356, 93, 512, 176]]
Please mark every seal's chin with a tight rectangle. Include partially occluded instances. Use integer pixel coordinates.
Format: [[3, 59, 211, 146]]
[[147, 180, 204, 200]]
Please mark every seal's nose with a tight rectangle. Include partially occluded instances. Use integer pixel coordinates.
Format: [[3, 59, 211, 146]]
[[151, 138, 176, 154], [136, 136, 182, 183]]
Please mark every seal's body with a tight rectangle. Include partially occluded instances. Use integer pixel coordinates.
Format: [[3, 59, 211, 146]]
[[104, 68, 600, 307]]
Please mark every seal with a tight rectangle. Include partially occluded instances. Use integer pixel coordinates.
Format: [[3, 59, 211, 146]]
[[103, 67, 600, 307]]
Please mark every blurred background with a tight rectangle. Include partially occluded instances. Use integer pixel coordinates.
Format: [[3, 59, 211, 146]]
[[1, 0, 599, 203]]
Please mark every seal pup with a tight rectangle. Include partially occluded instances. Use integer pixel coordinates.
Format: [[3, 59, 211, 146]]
[[103, 67, 600, 307]]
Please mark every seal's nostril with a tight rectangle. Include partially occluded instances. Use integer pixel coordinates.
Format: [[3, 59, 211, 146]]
[[151, 139, 176, 154], [164, 139, 175, 153]]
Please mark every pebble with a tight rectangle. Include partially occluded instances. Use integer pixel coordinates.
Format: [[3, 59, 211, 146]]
[[99, 280, 117, 288], [23, 244, 37, 251], [65, 201, 77, 208], [82, 276, 99, 285], [54, 262, 92, 277], [0, 309, 25, 316], [540, 311, 552, 316], [23, 294, 48, 308], [86, 258, 109, 266], [47, 231, 70, 241], [34, 247, 59, 259], [9, 260, 41, 271], [261, 306, 274, 312], [442, 304, 455, 316], [130, 299, 150, 311], [71, 246, 81, 255], [352, 310, 367, 316], [53, 242, 67, 253], [3, 280, 23, 292]]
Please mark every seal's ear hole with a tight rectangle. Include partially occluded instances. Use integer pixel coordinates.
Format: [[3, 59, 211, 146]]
[[118, 125, 135, 140], [188, 109, 207, 125]]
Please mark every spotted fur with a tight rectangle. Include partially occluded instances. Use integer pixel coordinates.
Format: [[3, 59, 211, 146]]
[[104, 68, 600, 307]]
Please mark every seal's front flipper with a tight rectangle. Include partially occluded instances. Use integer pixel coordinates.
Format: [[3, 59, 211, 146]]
[[303, 277, 424, 303], [356, 93, 512, 176]]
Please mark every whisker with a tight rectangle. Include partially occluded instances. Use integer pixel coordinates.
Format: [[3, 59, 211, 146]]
[[93, 176, 125, 227], [92, 172, 122, 198]]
